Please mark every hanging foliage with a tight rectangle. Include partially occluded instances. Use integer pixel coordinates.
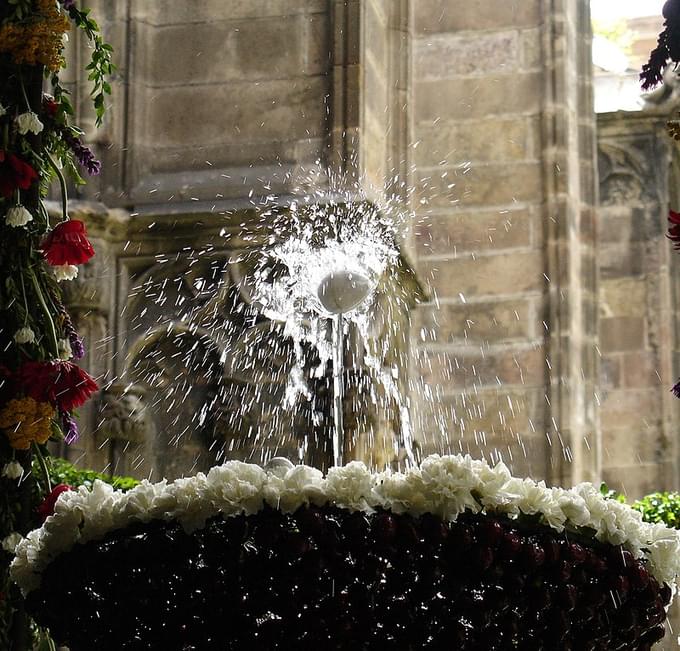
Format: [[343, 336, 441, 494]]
[[642, 1, 680, 399], [0, 1, 113, 648]]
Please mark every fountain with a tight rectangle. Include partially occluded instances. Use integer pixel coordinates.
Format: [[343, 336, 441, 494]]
[[235, 200, 415, 471], [8, 203, 680, 650]]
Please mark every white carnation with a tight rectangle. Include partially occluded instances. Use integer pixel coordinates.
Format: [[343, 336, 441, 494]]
[[54, 264, 79, 282], [278, 465, 327, 512], [6, 205, 33, 227], [419, 455, 482, 519], [2, 532, 24, 554], [551, 488, 591, 527], [8, 453, 680, 602], [14, 326, 36, 345], [2, 461, 24, 480], [325, 461, 375, 511], [205, 461, 267, 518], [172, 474, 216, 532], [264, 457, 295, 479], [375, 469, 428, 515], [15, 111, 44, 135]]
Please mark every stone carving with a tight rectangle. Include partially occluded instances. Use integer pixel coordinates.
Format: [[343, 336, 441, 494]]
[[98, 384, 148, 444], [598, 140, 662, 206]]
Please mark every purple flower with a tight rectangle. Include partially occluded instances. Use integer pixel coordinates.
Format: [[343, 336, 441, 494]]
[[62, 413, 80, 445], [69, 332, 86, 360], [63, 130, 102, 176], [673, 380, 680, 399], [63, 312, 86, 360], [59, 0, 76, 9]]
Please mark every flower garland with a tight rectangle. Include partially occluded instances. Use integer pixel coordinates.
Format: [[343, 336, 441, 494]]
[[0, 1, 113, 648], [11, 454, 680, 593]]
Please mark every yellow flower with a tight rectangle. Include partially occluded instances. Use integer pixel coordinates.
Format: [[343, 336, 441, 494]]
[[0, 1, 70, 71], [0, 397, 55, 450]]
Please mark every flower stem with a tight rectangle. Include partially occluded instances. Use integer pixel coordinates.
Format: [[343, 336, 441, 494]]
[[32, 443, 52, 494], [19, 72, 32, 112], [27, 267, 59, 358], [19, 269, 30, 326], [45, 152, 68, 222]]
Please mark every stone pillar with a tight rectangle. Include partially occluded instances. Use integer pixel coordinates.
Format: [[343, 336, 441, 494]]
[[410, 0, 599, 484]]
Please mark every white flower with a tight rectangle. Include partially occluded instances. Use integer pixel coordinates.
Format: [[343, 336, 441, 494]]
[[204, 462, 267, 518], [2, 461, 24, 480], [2, 532, 23, 554], [419, 455, 481, 519], [8, 453, 680, 601], [551, 488, 591, 527], [376, 469, 428, 515], [54, 264, 79, 282], [0, 103, 6, 118], [172, 474, 216, 532], [265, 464, 327, 512], [15, 111, 44, 135], [58, 337, 73, 360], [13, 326, 36, 345], [5, 205, 33, 227], [325, 461, 376, 511]]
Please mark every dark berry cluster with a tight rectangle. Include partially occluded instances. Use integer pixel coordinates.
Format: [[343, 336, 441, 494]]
[[27, 506, 670, 650]]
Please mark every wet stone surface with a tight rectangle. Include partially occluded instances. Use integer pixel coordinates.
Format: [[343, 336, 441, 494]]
[[28, 506, 670, 650]]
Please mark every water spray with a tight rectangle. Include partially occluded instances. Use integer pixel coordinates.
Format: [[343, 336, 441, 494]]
[[316, 269, 374, 467]]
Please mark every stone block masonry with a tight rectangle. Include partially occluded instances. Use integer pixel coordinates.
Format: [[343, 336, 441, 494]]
[[61, 0, 679, 527], [410, 0, 599, 485], [597, 111, 680, 500]]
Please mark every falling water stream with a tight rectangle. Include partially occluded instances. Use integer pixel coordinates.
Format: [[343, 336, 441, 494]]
[[246, 201, 415, 468]]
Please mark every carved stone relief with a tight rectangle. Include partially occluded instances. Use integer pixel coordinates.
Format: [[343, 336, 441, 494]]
[[598, 140, 662, 206]]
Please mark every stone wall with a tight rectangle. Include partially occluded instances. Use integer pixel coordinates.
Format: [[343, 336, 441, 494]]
[[597, 106, 680, 499], [67, 0, 332, 207], [410, 0, 600, 485], [58, 1, 680, 505]]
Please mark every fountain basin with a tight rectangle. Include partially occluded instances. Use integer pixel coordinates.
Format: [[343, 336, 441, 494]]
[[12, 456, 680, 650]]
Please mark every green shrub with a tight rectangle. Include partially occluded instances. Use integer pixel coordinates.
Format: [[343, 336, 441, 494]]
[[632, 492, 680, 530], [43, 457, 139, 492]]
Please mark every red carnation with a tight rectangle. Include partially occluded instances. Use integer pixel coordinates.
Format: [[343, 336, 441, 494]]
[[38, 484, 73, 522], [42, 220, 95, 266], [0, 150, 39, 199], [19, 360, 98, 412], [43, 96, 59, 118]]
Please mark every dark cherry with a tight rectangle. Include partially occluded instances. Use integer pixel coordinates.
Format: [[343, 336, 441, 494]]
[[24, 503, 670, 650], [479, 519, 504, 548]]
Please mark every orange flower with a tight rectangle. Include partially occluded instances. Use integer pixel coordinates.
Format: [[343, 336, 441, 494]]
[[0, 397, 55, 450], [0, 0, 70, 71]]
